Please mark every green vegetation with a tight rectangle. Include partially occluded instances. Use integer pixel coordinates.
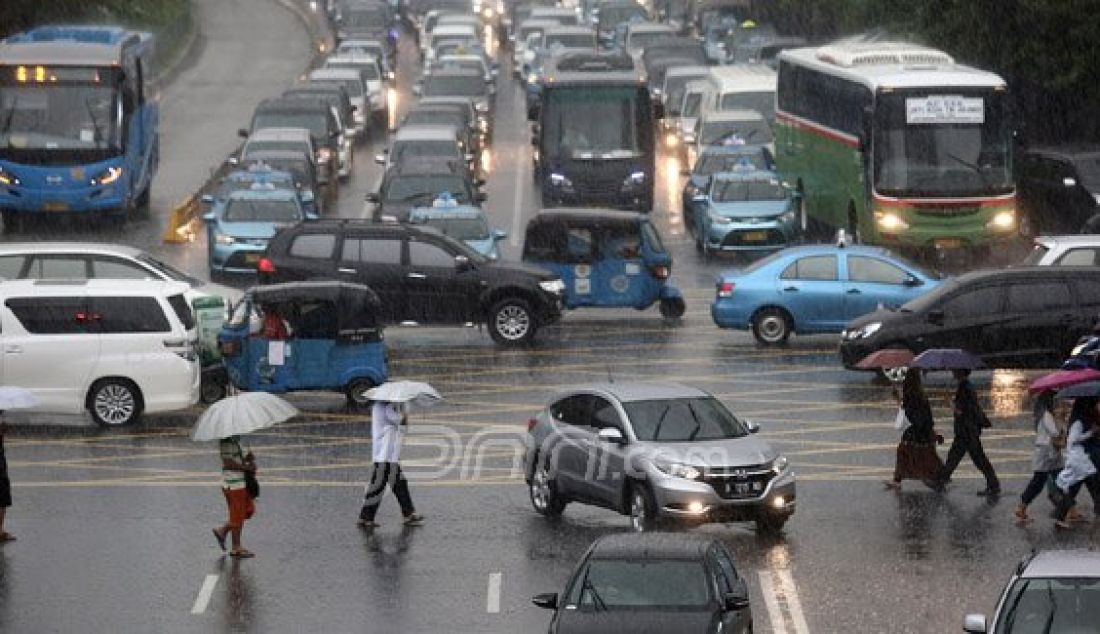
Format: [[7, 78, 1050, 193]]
[[760, 0, 1100, 143], [0, 0, 193, 71]]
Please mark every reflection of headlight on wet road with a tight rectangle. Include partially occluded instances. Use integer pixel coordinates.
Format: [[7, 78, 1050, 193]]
[[665, 133, 678, 146]]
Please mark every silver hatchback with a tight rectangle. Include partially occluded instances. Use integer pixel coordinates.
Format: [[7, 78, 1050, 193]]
[[524, 382, 796, 532]]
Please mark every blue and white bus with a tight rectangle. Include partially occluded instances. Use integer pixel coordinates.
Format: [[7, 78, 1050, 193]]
[[0, 26, 159, 228]]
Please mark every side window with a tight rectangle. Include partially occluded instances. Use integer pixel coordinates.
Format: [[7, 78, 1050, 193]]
[[341, 238, 403, 265], [780, 255, 837, 281], [565, 228, 594, 263], [848, 256, 909, 284], [1006, 281, 1072, 312], [1055, 248, 1100, 266], [92, 257, 153, 280], [5, 297, 88, 334], [166, 294, 196, 330], [708, 549, 734, 595], [940, 285, 1004, 318], [523, 224, 564, 262], [1074, 279, 1100, 308], [409, 240, 456, 268], [714, 548, 740, 594], [289, 233, 337, 259], [590, 397, 622, 430], [26, 256, 89, 279], [0, 255, 26, 279], [549, 395, 592, 427], [91, 297, 171, 333]]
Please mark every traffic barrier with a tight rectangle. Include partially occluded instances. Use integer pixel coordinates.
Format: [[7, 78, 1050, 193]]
[[162, 194, 199, 244]]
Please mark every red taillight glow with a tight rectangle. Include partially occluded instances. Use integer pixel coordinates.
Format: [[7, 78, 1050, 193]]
[[651, 265, 670, 280], [717, 281, 735, 298], [257, 257, 275, 273], [527, 418, 538, 432]]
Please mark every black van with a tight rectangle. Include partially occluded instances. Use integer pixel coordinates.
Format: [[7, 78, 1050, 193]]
[[258, 220, 565, 345], [839, 267, 1100, 369], [241, 97, 341, 185]]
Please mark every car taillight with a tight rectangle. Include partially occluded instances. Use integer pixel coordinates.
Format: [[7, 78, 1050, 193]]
[[527, 418, 538, 432], [257, 257, 275, 274], [651, 265, 669, 280], [717, 281, 735, 298]]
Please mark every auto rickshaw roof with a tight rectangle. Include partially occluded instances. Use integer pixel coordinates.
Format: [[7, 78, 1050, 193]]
[[248, 281, 381, 327]]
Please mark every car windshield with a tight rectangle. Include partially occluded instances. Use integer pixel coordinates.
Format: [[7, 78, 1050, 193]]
[[385, 175, 469, 202], [624, 397, 748, 442], [719, 91, 776, 122], [664, 74, 705, 114], [682, 92, 702, 118], [253, 112, 328, 138], [995, 577, 1100, 633], [328, 60, 380, 81], [405, 112, 466, 130], [223, 198, 301, 222], [712, 178, 786, 202], [423, 75, 486, 98], [392, 140, 461, 163], [697, 151, 770, 175], [1021, 244, 1050, 265], [700, 119, 772, 146], [344, 8, 389, 27], [247, 159, 311, 185], [598, 6, 647, 28], [244, 140, 310, 156], [419, 216, 489, 240], [569, 559, 710, 609], [898, 278, 956, 313], [630, 30, 674, 49]]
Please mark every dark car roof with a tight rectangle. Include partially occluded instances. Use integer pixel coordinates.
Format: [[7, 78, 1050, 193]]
[[1022, 144, 1100, 161], [255, 97, 334, 116], [952, 265, 1100, 285], [587, 533, 719, 561]]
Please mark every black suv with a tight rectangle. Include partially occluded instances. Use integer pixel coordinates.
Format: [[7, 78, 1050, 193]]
[[259, 220, 565, 345], [839, 267, 1100, 370], [1016, 145, 1100, 236]]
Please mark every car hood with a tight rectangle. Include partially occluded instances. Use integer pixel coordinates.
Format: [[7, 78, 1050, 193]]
[[708, 199, 790, 218], [633, 434, 778, 468], [214, 220, 291, 240], [555, 609, 717, 634], [844, 306, 911, 331]]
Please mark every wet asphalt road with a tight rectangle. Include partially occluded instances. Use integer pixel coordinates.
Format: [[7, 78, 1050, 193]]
[[0, 1, 1092, 632]]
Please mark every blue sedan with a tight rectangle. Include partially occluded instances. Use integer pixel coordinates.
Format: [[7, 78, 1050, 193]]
[[204, 184, 308, 275], [711, 242, 941, 344], [689, 169, 799, 258], [681, 145, 775, 220]]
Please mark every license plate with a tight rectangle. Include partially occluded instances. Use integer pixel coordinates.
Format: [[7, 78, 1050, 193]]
[[42, 201, 69, 212], [934, 238, 963, 249], [742, 231, 768, 242], [243, 253, 260, 264]]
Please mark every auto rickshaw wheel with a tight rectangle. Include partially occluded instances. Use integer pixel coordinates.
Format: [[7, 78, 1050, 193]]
[[200, 377, 227, 404], [659, 297, 685, 319], [345, 378, 376, 409]]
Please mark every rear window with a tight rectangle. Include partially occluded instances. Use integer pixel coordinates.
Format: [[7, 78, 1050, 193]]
[[6, 297, 88, 334], [167, 294, 196, 330], [0, 255, 26, 279], [289, 233, 337, 259], [91, 297, 171, 333]]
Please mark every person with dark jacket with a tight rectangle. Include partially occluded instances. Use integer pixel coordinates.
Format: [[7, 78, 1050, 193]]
[[884, 372, 943, 490], [935, 369, 1000, 496], [0, 417, 13, 542]]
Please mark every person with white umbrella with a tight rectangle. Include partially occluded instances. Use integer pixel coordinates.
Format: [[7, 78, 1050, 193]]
[[357, 381, 441, 528], [0, 386, 40, 543]]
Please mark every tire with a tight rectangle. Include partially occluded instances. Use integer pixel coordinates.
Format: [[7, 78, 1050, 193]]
[[528, 457, 566, 517], [752, 308, 791, 345], [755, 513, 788, 534], [659, 296, 685, 318], [345, 377, 376, 408], [880, 366, 909, 384], [88, 379, 143, 427], [628, 482, 658, 532], [200, 376, 227, 404], [488, 297, 536, 346]]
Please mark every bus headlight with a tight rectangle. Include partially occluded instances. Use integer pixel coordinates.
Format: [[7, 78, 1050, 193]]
[[874, 211, 909, 231], [986, 210, 1015, 231], [0, 167, 19, 186], [90, 166, 123, 186]]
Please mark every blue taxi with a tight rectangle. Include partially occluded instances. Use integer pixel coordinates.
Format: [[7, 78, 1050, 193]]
[[204, 182, 311, 276], [689, 169, 800, 259], [711, 239, 940, 344], [407, 200, 507, 260]]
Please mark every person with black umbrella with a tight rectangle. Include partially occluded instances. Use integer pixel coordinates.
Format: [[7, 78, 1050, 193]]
[[934, 369, 1000, 496]]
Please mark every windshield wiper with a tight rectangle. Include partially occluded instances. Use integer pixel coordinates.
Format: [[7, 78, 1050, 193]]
[[946, 152, 991, 188], [1, 97, 18, 145], [1040, 582, 1056, 634], [651, 404, 673, 441], [581, 575, 607, 611], [1002, 581, 1030, 631]]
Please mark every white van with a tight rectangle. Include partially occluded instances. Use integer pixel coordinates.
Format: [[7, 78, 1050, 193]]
[[0, 279, 201, 426], [701, 64, 778, 125], [676, 79, 708, 154]]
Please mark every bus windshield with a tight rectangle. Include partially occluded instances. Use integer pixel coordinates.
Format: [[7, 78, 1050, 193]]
[[874, 90, 1012, 197], [545, 86, 644, 159], [0, 79, 121, 152], [712, 178, 786, 202]]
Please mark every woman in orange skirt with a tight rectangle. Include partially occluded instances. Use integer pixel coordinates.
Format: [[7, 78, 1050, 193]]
[[886, 372, 944, 490]]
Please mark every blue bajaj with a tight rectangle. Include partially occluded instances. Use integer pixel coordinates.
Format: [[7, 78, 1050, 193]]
[[218, 282, 387, 407], [521, 209, 685, 317]]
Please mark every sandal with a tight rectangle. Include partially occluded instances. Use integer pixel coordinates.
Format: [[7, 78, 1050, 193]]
[[229, 549, 255, 558], [0, 532, 15, 542], [212, 528, 227, 551]]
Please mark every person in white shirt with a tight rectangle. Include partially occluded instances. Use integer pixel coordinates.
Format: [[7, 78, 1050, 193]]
[[358, 400, 424, 528]]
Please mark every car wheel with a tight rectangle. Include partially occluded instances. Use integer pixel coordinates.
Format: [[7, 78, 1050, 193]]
[[752, 308, 791, 345], [755, 513, 788, 534], [200, 376, 227, 404], [880, 366, 909, 384], [529, 458, 566, 517], [659, 297, 685, 319], [345, 377, 376, 409], [88, 379, 142, 427], [628, 482, 658, 532], [488, 297, 536, 345]]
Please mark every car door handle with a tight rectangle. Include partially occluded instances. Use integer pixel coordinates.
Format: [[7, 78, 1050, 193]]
[[337, 267, 356, 274], [782, 286, 799, 292], [407, 272, 427, 279], [846, 288, 862, 294], [4, 345, 21, 353]]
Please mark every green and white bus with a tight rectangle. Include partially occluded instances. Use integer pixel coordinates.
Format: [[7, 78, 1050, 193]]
[[775, 41, 1015, 251]]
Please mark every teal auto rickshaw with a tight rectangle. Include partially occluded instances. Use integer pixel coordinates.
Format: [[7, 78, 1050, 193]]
[[521, 208, 686, 317], [217, 281, 388, 406]]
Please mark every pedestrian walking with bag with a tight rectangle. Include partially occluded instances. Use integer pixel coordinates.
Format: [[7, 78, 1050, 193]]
[[884, 372, 943, 490], [1014, 391, 1065, 523], [934, 369, 1000, 496], [0, 417, 14, 543], [359, 400, 424, 529], [1053, 397, 1100, 529], [212, 435, 258, 558]]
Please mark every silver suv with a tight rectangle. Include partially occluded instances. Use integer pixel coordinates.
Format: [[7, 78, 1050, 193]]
[[524, 382, 796, 532], [1021, 235, 1100, 266], [964, 549, 1100, 633]]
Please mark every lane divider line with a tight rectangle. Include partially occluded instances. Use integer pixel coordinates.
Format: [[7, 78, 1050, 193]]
[[190, 574, 220, 615], [776, 569, 811, 634], [486, 572, 502, 614], [757, 570, 788, 634], [758, 568, 810, 634]]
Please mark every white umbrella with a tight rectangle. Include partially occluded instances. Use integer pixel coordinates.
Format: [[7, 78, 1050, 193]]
[[191, 392, 299, 442], [0, 386, 38, 411], [362, 381, 443, 410]]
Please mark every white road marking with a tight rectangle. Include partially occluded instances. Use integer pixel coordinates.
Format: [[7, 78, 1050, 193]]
[[190, 574, 220, 615], [486, 572, 502, 614], [758, 568, 810, 634]]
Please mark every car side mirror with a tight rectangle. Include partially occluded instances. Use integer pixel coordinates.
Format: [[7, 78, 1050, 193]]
[[200, 194, 215, 205], [724, 592, 750, 611], [692, 194, 707, 203], [903, 275, 922, 287], [374, 154, 387, 165], [532, 593, 558, 610], [455, 254, 472, 270], [963, 614, 988, 633], [597, 427, 625, 444], [492, 229, 507, 241], [475, 192, 488, 203], [350, 104, 358, 112], [202, 211, 216, 222], [237, 128, 250, 139], [1064, 177, 1078, 187], [927, 308, 945, 325], [365, 192, 380, 203], [746, 420, 760, 434]]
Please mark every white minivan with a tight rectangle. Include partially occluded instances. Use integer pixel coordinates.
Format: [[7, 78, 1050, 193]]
[[0, 279, 201, 426]]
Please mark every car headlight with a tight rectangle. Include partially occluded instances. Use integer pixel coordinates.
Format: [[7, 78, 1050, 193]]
[[539, 279, 565, 294], [850, 322, 882, 339], [779, 210, 796, 223], [985, 210, 1015, 231], [875, 211, 909, 231], [549, 172, 573, 189], [708, 210, 732, 225], [0, 167, 20, 186], [1094, 194, 1100, 205], [214, 233, 236, 246], [479, 119, 490, 132], [657, 462, 703, 480], [90, 166, 123, 186], [771, 455, 789, 475]]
